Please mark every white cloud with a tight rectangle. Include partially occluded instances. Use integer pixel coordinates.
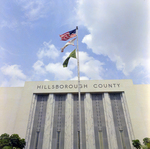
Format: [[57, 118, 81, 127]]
[[32, 60, 46, 75], [77, 0, 149, 75], [45, 63, 73, 80], [80, 59, 104, 80], [19, 0, 51, 21], [37, 41, 59, 59], [44, 79, 49, 81], [0, 64, 26, 87], [79, 51, 104, 79], [1, 64, 26, 79], [0, 18, 18, 30], [71, 76, 89, 80]]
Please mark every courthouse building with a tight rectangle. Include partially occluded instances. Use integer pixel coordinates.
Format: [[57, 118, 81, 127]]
[[0, 79, 150, 149]]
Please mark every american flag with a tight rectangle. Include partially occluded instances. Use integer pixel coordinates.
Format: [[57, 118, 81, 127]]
[[59, 29, 76, 41]]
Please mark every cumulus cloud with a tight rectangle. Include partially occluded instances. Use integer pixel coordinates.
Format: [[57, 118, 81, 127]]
[[71, 76, 89, 80], [18, 0, 51, 21], [0, 20, 18, 30], [45, 63, 73, 80], [44, 79, 49, 81], [1, 64, 26, 79], [37, 41, 59, 59], [79, 51, 104, 79], [32, 60, 46, 75], [0, 64, 26, 87], [77, 0, 149, 75]]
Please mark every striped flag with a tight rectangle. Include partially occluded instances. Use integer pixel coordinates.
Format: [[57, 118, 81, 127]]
[[59, 29, 76, 41], [61, 38, 76, 52]]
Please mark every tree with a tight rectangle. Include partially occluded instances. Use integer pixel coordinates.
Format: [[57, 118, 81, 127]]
[[0, 134, 11, 149], [143, 138, 150, 145], [9, 134, 20, 148], [143, 138, 150, 149], [0, 133, 26, 149], [18, 139, 26, 149], [2, 146, 12, 149], [132, 138, 150, 149], [132, 139, 141, 149]]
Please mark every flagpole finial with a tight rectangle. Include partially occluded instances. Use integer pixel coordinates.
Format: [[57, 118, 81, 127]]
[[76, 26, 78, 30]]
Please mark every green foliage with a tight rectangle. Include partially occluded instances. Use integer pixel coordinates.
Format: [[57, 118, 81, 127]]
[[0, 134, 26, 149], [18, 139, 25, 149], [132, 139, 141, 149], [143, 138, 150, 146], [147, 143, 150, 149], [10, 134, 20, 148], [143, 138, 150, 149], [0, 134, 11, 149], [132, 138, 150, 149], [2, 146, 12, 149]]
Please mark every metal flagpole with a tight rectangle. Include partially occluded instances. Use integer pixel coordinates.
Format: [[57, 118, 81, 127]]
[[76, 26, 82, 149]]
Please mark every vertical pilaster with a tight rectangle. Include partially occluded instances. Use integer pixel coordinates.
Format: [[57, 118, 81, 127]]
[[84, 93, 96, 149], [42, 94, 55, 149], [64, 94, 74, 149], [103, 93, 118, 149], [121, 93, 135, 149], [25, 94, 37, 149]]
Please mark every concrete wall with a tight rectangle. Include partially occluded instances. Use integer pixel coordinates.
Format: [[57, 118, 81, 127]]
[[0, 87, 23, 136], [132, 85, 150, 141], [0, 80, 150, 143]]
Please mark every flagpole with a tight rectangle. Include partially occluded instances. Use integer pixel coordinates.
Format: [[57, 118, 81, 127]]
[[76, 26, 82, 149]]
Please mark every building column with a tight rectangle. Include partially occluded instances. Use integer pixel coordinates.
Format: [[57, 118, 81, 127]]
[[103, 93, 118, 149], [25, 94, 37, 149], [64, 93, 74, 149], [121, 92, 135, 149], [84, 93, 96, 149], [42, 94, 55, 149]]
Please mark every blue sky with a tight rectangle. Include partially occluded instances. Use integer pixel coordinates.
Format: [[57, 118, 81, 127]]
[[0, 0, 149, 87]]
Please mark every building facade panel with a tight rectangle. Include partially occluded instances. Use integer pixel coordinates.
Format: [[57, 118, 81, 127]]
[[110, 93, 131, 149], [0, 80, 150, 149], [92, 93, 109, 149], [42, 94, 55, 149]]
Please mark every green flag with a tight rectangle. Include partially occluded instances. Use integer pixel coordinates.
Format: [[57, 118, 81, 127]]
[[63, 49, 76, 67]]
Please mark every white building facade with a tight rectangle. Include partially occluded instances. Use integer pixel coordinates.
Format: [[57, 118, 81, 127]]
[[0, 79, 150, 149]]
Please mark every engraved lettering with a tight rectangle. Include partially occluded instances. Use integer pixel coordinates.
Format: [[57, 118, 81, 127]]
[[37, 85, 41, 89], [36, 82, 120, 90], [60, 85, 64, 89], [79, 84, 82, 88], [113, 84, 116, 87], [98, 84, 103, 88], [84, 84, 88, 88], [74, 85, 78, 88], [103, 84, 107, 88], [93, 84, 97, 88], [69, 84, 73, 88], [117, 84, 120, 87], [108, 84, 112, 88]]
